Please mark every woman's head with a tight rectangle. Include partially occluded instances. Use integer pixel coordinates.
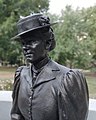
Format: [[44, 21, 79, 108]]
[[13, 13, 56, 63], [20, 26, 55, 63], [20, 25, 56, 51]]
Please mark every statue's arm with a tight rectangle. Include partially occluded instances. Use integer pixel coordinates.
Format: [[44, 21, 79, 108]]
[[11, 67, 25, 120], [58, 69, 89, 120]]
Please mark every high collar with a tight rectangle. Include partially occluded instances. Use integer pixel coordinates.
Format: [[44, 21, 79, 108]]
[[32, 56, 49, 72], [22, 60, 60, 88]]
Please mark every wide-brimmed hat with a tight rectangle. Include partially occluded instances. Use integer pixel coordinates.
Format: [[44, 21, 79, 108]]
[[12, 13, 58, 40]]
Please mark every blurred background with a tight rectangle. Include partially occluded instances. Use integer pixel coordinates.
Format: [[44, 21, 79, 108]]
[[0, 0, 96, 99]]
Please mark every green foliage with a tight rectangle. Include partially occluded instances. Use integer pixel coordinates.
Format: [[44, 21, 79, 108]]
[[0, 0, 49, 65], [83, 6, 96, 69], [0, 1, 96, 70], [50, 5, 96, 69]]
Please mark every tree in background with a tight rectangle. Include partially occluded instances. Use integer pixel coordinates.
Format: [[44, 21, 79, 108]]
[[0, 1, 96, 70], [0, 0, 49, 66], [50, 5, 96, 69], [81, 6, 96, 70]]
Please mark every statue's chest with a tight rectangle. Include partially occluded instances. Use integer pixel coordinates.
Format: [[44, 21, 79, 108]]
[[18, 79, 58, 120]]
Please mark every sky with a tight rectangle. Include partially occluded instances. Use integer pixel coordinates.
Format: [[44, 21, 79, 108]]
[[49, 0, 96, 14]]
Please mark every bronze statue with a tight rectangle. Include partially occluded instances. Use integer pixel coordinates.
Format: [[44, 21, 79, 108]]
[[11, 13, 89, 120]]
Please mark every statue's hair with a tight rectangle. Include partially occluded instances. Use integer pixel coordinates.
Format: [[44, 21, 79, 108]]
[[48, 27, 56, 51], [41, 27, 56, 51]]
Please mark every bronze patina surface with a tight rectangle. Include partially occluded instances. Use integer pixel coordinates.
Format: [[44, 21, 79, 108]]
[[11, 13, 89, 120]]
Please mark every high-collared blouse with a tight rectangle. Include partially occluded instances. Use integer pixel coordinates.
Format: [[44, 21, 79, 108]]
[[11, 60, 89, 120]]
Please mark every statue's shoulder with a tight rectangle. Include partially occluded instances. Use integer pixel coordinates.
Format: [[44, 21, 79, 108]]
[[15, 66, 25, 76], [51, 60, 70, 74], [51, 60, 84, 76], [51, 60, 87, 84], [14, 65, 28, 80]]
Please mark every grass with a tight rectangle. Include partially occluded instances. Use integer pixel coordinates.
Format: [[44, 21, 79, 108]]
[[0, 67, 96, 98], [86, 76, 96, 99]]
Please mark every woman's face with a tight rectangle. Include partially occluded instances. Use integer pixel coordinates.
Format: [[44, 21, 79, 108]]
[[20, 31, 47, 63]]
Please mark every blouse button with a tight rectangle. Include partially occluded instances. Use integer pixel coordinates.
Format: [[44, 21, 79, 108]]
[[29, 96, 32, 99], [29, 103, 31, 107], [29, 111, 31, 115]]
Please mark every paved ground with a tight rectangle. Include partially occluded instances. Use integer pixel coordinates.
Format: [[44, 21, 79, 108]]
[[0, 91, 12, 120], [0, 101, 12, 120]]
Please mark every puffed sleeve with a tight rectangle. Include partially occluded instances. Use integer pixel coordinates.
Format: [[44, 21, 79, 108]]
[[11, 67, 25, 120], [58, 69, 89, 120]]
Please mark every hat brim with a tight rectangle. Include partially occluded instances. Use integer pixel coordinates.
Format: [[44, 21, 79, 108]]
[[11, 22, 58, 40]]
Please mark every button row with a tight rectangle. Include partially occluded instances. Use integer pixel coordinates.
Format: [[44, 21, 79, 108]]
[[28, 88, 34, 120]]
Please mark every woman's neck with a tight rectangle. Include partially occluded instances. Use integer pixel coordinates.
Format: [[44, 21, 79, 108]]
[[32, 56, 49, 70]]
